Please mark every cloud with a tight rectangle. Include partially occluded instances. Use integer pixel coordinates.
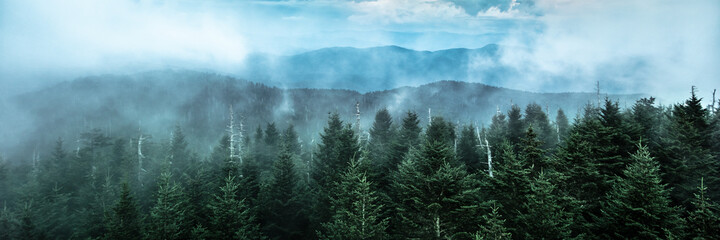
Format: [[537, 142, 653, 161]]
[[492, 0, 720, 102], [348, 0, 470, 25], [0, 0, 248, 73]]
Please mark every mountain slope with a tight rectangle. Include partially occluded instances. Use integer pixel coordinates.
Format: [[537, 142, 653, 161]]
[[0, 70, 641, 160], [241, 44, 505, 91]]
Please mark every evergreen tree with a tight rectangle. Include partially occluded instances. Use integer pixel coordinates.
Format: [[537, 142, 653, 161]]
[[662, 89, 719, 206], [473, 204, 511, 240], [686, 178, 720, 239], [368, 108, 397, 190], [426, 116, 455, 147], [519, 126, 547, 176], [263, 122, 281, 165], [487, 111, 508, 152], [0, 204, 17, 240], [310, 113, 360, 229], [282, 124, 302, 156], [393, 111, 421, 163], [147, 171, 186, 240], [506, 105, 524, 148], [490, 141, 531, 237], [319, 159, 388, 240], [169, 125, 190, 177], [184, 163, 214, 238], [555, 109, 569, 142], [19, 202, 45, 240], [598, 144, 684, 239], [524, 103, 557, 150], [106, 183, 143, 240], [518, 172, 574, 239], [392, 126, 481, 239], [263, 145, 307, 239], [457, 125, 483, 173], [208, 175, 262, 240]]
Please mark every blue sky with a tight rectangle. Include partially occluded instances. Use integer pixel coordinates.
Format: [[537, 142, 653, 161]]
[[1, 0, 719, 102]]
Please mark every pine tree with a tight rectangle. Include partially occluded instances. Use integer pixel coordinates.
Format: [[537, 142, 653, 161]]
[[184, 163, 214, 238], [524, 103, 557, 150], [0, 204, 17, 240], [555, 109, 569, 142], [147, 171, 186, 240], [208, 175, 262, 240], [686, 178, 720, 239], [392, 111, 421, 166], [310, 113, 360, 229], [473, 204, 511, 240], [487, 111, 508, 152], [368, 108, 397, 191], [519, 126, 547, 176], [282, 124, 302, 156], [596, 98, 634, 185], [169, 125, 190, 177], [506, 105, 525, 148], [598, 144, 684, 239], [426, 116, 455, 147], [106, 183, 142, 240], [490, 141, 531, 237], [263, 145, 307, 239], [392, 123, 481, 239], [319, 159, 388, 240], [662, 89, 719, 206], [457, 125, 483, 173], [19, 201, 45, 240], [518, 172, 574, 239]]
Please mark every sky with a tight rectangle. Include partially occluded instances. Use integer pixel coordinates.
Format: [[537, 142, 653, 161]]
[[1, 0, 719, 103]]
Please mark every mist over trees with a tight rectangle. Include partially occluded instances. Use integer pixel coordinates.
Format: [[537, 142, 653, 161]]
[[0, 75, 718, 239]]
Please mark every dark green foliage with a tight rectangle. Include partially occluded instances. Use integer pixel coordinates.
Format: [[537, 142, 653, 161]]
[[392, 130, 481, 239], [686, 178, 720, 239], [106, 183, 143, 240], [310, 113, 360, 229], [147, 171, 186, 240], [490, 141, 531, 237], [555, 109, 569, 142], [487, 111, 508, 151], [426, 116, 456, 147], [598, 144, 684, 239], [282, 125, 302, 156], [506, 105, 524, 148], [0, 93, 715, 240], [262, 145, 308, 239], [596, 98, 634, 184], [524, 103, 557, 150], [457, 125, 483, 173], [393, 111, 422, 164], [368, 108, 398, 190], [519, 126, 547, 176], [169, 125, 191, 177], [208, 175, 262, 240], [0, 205, 17, 240], [474, 204, 511, 240], [662, 89, 719, 206], [518, 173, 574, 239], [319, 159, 388, 240]]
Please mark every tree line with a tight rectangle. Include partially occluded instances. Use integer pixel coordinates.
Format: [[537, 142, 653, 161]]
[[0, 89, 719, 239]]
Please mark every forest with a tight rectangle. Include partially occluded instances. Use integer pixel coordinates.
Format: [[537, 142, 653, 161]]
[[0, 87, 719, 240]]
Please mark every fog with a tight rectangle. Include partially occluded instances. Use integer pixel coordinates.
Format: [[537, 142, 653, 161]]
[[2, 0, 717, 101]]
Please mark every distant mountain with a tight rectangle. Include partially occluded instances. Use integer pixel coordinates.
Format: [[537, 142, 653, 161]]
[[240, 44, 508, 91], [0, 70, 642, 161]]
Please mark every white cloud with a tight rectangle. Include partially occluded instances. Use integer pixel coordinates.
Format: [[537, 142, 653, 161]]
[[494, 0, 720, 102], [348, 0, 471, 24], [0, 0, 249, 76]]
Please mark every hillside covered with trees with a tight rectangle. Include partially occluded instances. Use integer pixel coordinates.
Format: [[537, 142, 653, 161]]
[[0, 83, 718, 239]]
